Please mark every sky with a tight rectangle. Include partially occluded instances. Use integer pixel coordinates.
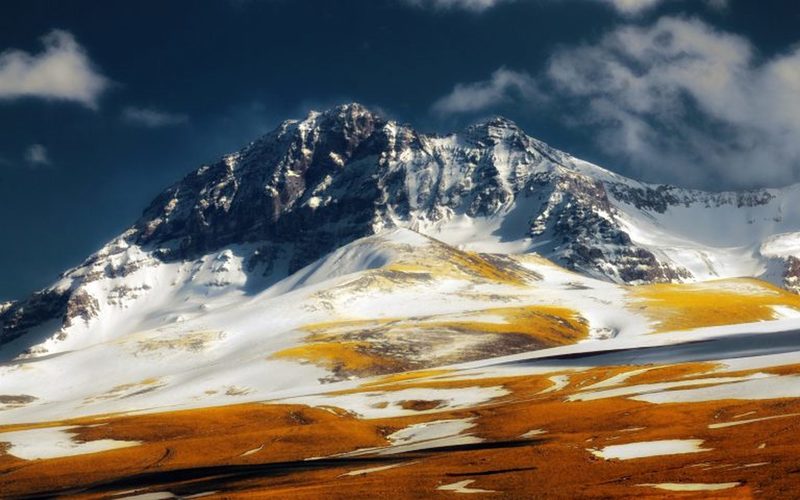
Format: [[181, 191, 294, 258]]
[[1, 0, 799, 300]]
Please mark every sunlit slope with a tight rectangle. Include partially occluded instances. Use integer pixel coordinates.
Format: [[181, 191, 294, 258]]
[[2, 229, 800, 497], [4, 317, 800, 498], [271, 233, 588, 379], [2, 228, 800, 427], [632, 279, 800, 333]]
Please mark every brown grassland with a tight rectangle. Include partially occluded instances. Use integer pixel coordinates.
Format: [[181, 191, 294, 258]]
[[2, 360, 800, 498], [3, 276, 800, 498]]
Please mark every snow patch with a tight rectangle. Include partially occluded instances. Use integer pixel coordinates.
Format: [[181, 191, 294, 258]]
[[638, 482, 740, 492], [589, 439, 709, 460], [281, 386, 508, 419], [569, 374, 769, 402], [520, 429, 546, 438], [340, 461, 417, 477], [0, 426, 140, 460], [632, 375, 800, 404], [539, 374, 570, 394], [708, 412, 800, 429], [437, 480, 496, 494]]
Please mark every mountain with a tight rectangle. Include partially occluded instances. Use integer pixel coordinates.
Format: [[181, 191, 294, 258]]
[[2, 103, 799, 360], [3, 104, 800, 498]]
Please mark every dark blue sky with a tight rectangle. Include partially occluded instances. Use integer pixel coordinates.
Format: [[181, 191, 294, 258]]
[[1, 0, 799, 300]]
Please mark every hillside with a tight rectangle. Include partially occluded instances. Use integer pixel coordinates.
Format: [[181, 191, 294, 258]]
[[1, 104, 800, 498]]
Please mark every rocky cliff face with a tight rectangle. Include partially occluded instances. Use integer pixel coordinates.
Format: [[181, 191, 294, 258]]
[[120, 104, 701, 281], [2, 103, 799, 356], [782, 256, 800, 293], [127, 108, 538, 270]]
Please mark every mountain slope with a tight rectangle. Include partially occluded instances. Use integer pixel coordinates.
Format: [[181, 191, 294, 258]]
[[2, 103, 800, 360], [2, 226, 800, 497], [2, 227, 800, 424]]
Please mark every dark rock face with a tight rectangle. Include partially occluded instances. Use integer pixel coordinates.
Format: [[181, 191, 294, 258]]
[[607, 184, 682, 213], [124, 103, 682, 283], [527, 170, 692, 283], [63, 290, 100, 328], [125, 104, 548, 275], [131, 105, 401, 273], [785, 256, 800, 293], [0, 289, 70, 345], [608, 183, 774, 213]]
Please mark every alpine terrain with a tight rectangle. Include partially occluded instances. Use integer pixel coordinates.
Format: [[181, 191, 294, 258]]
[[3, 103, 800, 498]]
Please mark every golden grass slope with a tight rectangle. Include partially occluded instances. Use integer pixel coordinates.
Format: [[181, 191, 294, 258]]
[[632, 278, 800, 333], [274, 236, 800, 379], [272, 306, 588, 378]]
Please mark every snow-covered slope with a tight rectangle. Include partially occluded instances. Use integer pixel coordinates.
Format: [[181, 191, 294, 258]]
[[0, 228, 595, 422], [3, 225, 800, 425], [2, 102, 800, 363]]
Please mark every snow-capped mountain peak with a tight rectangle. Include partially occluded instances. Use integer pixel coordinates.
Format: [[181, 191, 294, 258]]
[[2, 103, 800, 359]]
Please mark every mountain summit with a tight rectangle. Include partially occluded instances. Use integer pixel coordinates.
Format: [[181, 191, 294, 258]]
[[2, 103, 800, 358]]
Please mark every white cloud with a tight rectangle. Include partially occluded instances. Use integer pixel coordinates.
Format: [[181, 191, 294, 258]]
[[401, 0, 665, 15], [432, 68, 541, 114], [705, 0, 729, 10], [597, 0, 666, 16], [429, 16, 800, 188], [402, 0, 726, 16], [122, 106, 188, 127], [399, 0, 514, 12], [544, 16, 800, 187], [25, 144, 50, 167], [0, 30, 109, 108]]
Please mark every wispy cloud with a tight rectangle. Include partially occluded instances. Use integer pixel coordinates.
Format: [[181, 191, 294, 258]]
[[704, 0, 729, 10], [24, 144, 50, 167], [597, 0, 666, 16], [399, 0, 514, 12], [0, 30, 109, 109], [121, 106, 188, 127], [432, 68, 541, 114]]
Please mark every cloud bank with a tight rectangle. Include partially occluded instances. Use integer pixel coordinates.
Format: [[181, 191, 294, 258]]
[[433, 16, 800, 188], [0, 30, 109, 109], [597, 0, 665, 15], [401, 0, 726, 16], [545, 16, 800, 187]]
